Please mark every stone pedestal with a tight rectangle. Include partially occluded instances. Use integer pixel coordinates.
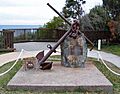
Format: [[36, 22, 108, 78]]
[[61, 33, 87, 68]]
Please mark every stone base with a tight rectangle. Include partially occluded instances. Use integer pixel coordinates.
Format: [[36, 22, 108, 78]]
[[7, 61, 113, 93]]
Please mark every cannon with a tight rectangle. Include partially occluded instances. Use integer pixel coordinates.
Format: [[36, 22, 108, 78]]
[[38, 3, 94, 69]]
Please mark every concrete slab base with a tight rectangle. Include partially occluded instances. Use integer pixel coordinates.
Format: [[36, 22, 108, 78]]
[[7, 61, 113, 93]]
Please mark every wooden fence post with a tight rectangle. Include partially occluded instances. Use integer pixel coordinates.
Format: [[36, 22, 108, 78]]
[[2, 30, 14, 49]]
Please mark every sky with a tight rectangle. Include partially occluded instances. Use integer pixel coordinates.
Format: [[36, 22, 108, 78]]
[[0, 0, 103, 25]]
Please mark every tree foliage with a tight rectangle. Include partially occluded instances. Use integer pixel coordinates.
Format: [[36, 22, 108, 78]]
[[103, 0, 120, 42], [62, 0, 86, 19], [88, 6, 110, 31], [36, 16, 65, 40], [103, 0, 120, 20], [44, 16, 64, 29]]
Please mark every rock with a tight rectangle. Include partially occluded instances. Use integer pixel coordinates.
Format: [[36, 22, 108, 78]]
[[61, 33, 87, 68]]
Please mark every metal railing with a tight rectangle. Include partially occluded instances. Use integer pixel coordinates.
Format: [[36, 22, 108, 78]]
[[0, 28, 111, 50], [3, 28, 66, 43]]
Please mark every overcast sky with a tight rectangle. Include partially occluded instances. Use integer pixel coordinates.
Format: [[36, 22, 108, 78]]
[[0, 0, 102, 25]]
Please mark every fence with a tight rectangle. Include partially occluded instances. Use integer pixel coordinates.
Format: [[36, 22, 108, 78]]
[[83, 31, 111, 44], [0, 28, 111, 50], [3, 28, 66, 43], [3, 28, 111, 43], [0, 31, 3, 49], [0, 30, 14, 51]]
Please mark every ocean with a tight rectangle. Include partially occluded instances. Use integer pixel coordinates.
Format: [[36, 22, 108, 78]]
[[0, 25, 42, 31]]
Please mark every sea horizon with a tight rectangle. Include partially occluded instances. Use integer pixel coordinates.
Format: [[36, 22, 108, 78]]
[[0, 25, 43, 30]]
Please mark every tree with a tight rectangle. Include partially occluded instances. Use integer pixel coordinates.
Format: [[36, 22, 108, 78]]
[[62, 0, 86, 31], [88, 6, 110, 31], [103, 0, 120, 42], [44, 16, 64, 29], [36, 16, 65, 40], [81, 14, 95, 31], [62, 0, 86, 20], [103, 0, 120, 20]]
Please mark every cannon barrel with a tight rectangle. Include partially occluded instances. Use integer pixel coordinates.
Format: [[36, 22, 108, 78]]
[[47, 3, 94, 51]]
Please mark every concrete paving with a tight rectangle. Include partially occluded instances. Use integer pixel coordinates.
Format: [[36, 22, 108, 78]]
[[7, 61, 113, 93], [14, 42, 58, 51], [87, 50, 120, 68], [0, 49, 60, 67]]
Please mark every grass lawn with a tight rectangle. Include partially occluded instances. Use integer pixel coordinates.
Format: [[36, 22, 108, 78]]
[[101, 44, 120, 56], [0, 57, 120, 94], [92, 58, 120, 94], [0, 52, 9, 55]]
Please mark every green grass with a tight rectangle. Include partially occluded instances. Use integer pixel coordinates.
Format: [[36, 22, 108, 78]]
[[92, 58, 120, 94], [48, 55, 61, 61], [0, 61, 22, 87], [0, 52, 9, 55], [101, 44, 120, 56]]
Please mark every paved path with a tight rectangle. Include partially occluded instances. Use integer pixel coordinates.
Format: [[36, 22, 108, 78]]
[[0, 49, 61, 67], [0, 49, 120, 68], [87, 50, 120, 68]]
